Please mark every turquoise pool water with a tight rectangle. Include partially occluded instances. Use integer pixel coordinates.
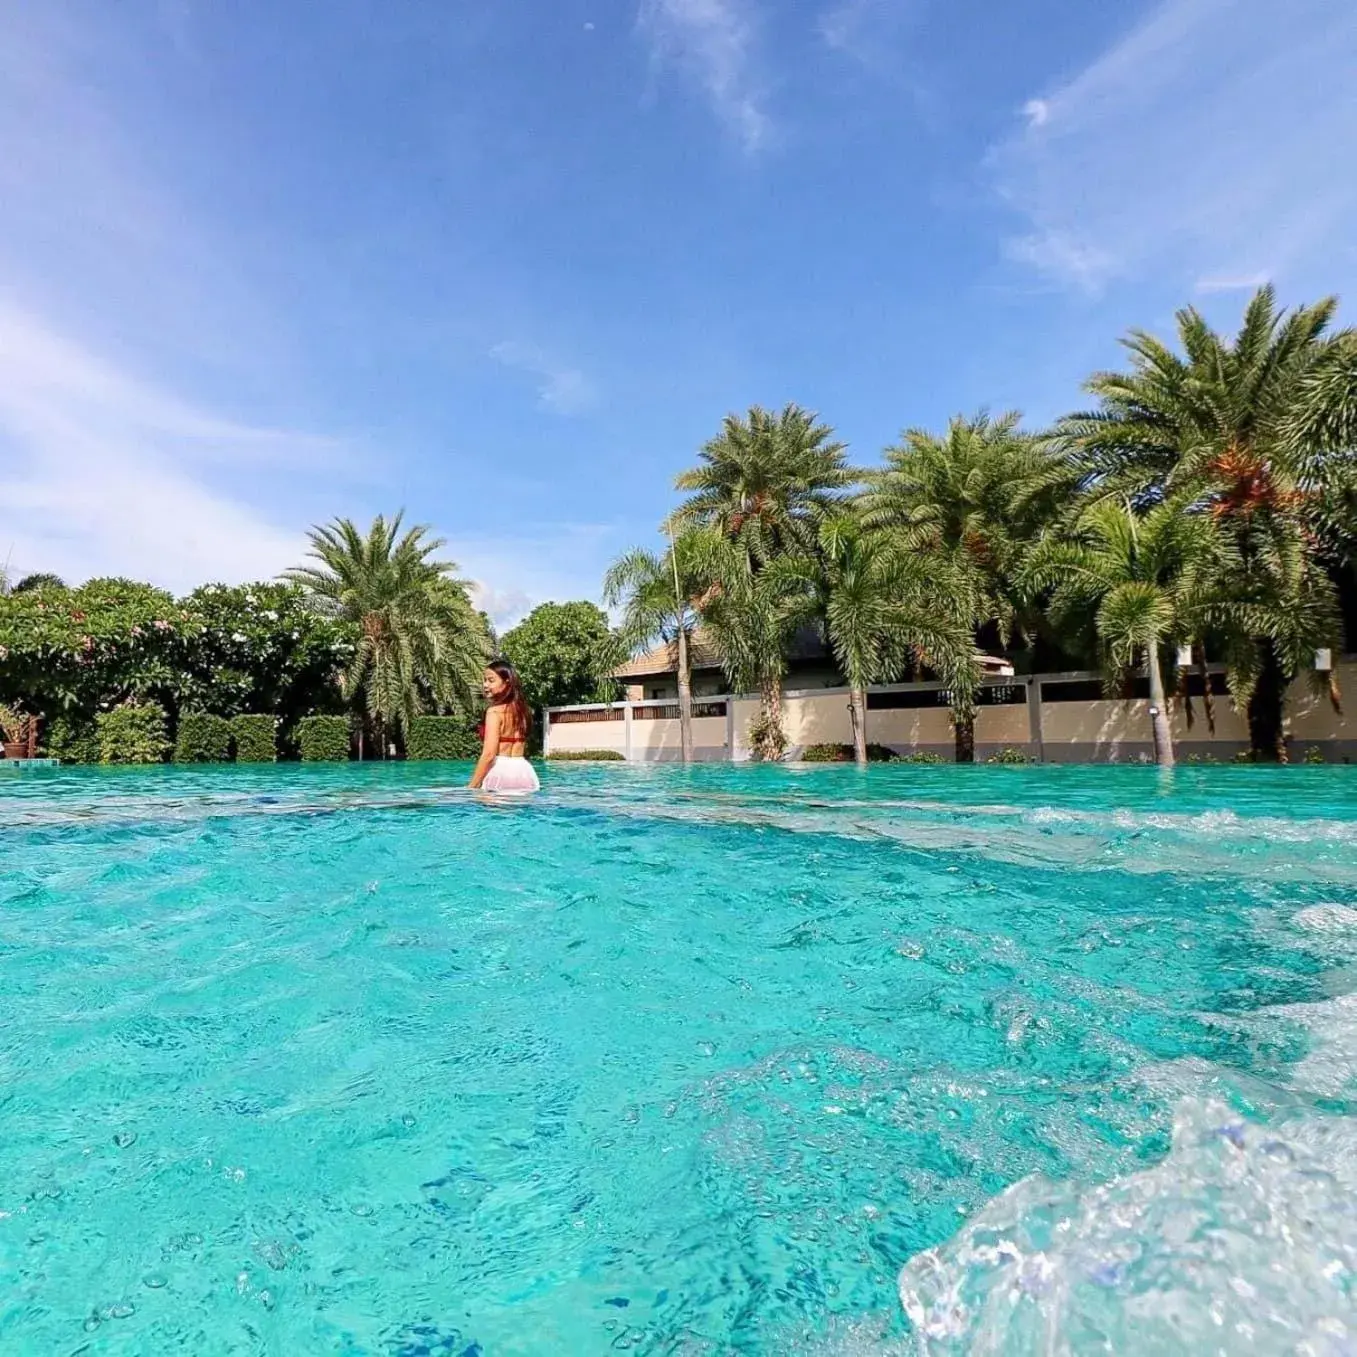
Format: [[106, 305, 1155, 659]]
[[3, 762, 1357, 1354]]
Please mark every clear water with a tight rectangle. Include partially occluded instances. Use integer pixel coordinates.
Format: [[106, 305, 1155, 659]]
[[3, 762, 1357, 1355]]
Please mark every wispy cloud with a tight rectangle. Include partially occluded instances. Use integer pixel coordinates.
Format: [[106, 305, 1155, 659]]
[[1195, 272, 1272, 295], [637, 0, 769, 152], [0, 305, 325, 591], [988, 0, 1357, 296], [489, 341, 598, 416]]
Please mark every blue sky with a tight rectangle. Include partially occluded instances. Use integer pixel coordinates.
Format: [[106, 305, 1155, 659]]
[[2, 0, 1354, 625]]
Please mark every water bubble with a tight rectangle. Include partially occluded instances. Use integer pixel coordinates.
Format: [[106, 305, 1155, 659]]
[[82, 1315, 101, 1332], [103, 1302, 135, 1320], [253, 1239, 290, 1271], [113, 1131, 137, 1149], [401, 1114, 416, 1128], [697, 1041, 716, 1057], [143, 1273, 168, 1290], [350, 1203, 374, 1218], [258, 1288, 276, 1311]]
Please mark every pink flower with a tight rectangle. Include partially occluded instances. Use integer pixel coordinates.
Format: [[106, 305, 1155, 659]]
[[153, 619, 172, 631]]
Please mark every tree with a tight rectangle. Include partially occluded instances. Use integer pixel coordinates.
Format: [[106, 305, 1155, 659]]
[[499, 601, 623, 727], [676, 404, 854, 754], [12, 572, 66, 594], [861, 411, 1072, 761], [1023, 500, 1219, 766], [604, 529, 714, 763], [1060, 287, 1354, 760], [284, 514, 489, 752], [771, 513, 977, 765]]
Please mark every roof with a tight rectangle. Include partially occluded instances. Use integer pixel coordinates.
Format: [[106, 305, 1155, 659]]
[[613, 627, 1014, 680], [613, 630, 724, 680]]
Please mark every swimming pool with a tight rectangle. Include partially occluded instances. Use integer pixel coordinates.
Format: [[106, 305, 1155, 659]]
[[3, 762, 1356, 1354]]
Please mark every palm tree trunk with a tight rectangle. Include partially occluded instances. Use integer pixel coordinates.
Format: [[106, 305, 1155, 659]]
[[1247, 638, 1288, 763], [1147, 642, 1174, 767], [849, 686, 868, 767], [953, 708, 975, 764], [758, 674, 786, 761], [676, 628, 694, 765]]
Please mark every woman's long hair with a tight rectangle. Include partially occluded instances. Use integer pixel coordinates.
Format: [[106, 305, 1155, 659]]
[[486, 660, 531, 740]]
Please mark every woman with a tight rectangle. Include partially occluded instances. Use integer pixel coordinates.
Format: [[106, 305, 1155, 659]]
[[469, 660, 540, 793]]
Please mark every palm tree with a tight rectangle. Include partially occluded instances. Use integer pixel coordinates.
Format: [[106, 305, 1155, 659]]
[[861, 411, 1073, 761], [284, 513, 490, 753], [772, 513, 978, 765], [1023, 500, 1219, 766], [604, 527, 717, 764], [1060, 287, 1354, 760], [675, 404, 854, 755]]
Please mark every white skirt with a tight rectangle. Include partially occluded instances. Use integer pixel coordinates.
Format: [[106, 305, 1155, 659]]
[[482, 755, 541, 794]]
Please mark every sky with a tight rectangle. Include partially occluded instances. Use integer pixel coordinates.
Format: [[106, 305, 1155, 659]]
[[2, 0, 1355, 627]]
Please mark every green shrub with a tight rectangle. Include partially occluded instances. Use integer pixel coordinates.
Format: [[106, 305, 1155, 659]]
[[97, 702, 170, 765], [1185, 751, 1220, 765], [984, 746, 1031, 765], [1232, 750, 1255, 763], [232, 714, 278, 763], [801, 743, 899, 762], [174, 711, 233, 763], [44, 715, 101, 765], [407, 715, 480, 761], [900, 750, 945, 764], [546, 748, 625, 761], [296, 714, 350, 762], [1302, 745, 1326, 765]]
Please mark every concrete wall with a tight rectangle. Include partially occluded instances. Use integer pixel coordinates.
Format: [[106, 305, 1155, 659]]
[[548, 660, 1357, 763]]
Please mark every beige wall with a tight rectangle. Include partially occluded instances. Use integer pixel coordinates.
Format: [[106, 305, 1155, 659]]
[[633, 715, 728, 758], [553, 660, 1357, 762], [1288, 662, 1355, 744], [546, 714, 628, 755], [1039, 696, 1250, 747]]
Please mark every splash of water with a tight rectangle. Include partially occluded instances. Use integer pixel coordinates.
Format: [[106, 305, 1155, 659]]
[[897, 1097, 1357, 1355]]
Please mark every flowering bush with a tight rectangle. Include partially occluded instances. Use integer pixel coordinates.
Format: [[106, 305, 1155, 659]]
[[0, 578, 353, 749]]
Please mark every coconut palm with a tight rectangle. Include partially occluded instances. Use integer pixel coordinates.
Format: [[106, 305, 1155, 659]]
[[1022, 500, 1221, 766], [771, 513, 978, 765], [284, 513, 490, 752], [1060, 287, 1354, 759], [604, 527, 719, 764], [674, 404, 855, 755], [861, 411, 1073, 761]]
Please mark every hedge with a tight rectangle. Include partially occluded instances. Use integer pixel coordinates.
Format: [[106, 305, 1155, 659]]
[[97, 702, 171, 765], [296, 714, 351, 762], [174, 711, 233, 763], [45, 716, 101, 765], [406, 715, 479, 761], [801, 743, 899, 763], [232, 714, 278, 763], [546, 749, 625, 761]]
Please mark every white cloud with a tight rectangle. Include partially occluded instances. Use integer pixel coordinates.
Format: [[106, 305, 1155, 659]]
[[1195, 272, 1272, 295], [989, 0, 1357, 297], [0, 305, 324, 592], [454, 522, 625, 630], [637, 0, 769, 152], [489, 341, 598, 416]]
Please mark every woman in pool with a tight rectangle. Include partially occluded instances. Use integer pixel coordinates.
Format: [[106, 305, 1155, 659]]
[[469, 660, 540, 793]]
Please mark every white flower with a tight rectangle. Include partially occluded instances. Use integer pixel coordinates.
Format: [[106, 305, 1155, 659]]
[[291, 630, 300, 639], [262, 610, 278, 621], [245, 594, 257, 605], [231, 632, 248, 643]]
